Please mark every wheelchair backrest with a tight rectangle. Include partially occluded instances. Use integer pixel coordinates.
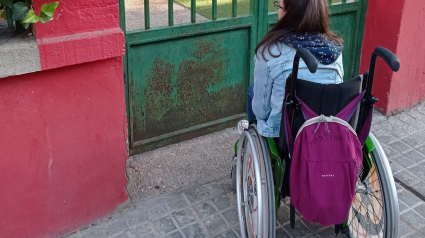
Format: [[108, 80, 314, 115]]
[[289, 76, 363, 139]]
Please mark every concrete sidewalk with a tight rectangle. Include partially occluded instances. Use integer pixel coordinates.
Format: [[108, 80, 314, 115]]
[[63, 101, 425, 238]]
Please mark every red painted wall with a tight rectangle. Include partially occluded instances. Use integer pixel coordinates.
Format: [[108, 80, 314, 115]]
[[0, 58, 128, 238], [387, 0, 425, 112], [32, 0, 120, 39], [360, 0, 425, 114], [359, 0, 405, 113], [33, 0, 124, 71]]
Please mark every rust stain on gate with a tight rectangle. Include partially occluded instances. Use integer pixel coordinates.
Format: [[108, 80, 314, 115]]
[[131, 33, 248, 144]]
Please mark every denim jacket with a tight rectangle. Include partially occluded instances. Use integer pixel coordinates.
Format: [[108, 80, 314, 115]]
[[252, 43, 344, 138]]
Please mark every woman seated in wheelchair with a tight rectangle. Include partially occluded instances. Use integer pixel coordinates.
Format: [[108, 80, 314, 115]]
[[233, 0, 401, 237], [238, 0, 344, 135]]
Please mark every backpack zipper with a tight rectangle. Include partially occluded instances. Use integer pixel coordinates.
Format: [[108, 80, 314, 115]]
[[295, 115, 357, 141]]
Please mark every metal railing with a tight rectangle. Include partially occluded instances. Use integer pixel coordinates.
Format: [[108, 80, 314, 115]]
[[141, 0, 240, 29]]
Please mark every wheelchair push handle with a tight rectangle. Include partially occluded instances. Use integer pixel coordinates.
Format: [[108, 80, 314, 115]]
[[294, 48, 319, 74], [288, 48, 319, 127], [372, 47, 400, 72], [290, 48, 318, 96], [365, 47, 400, 99]]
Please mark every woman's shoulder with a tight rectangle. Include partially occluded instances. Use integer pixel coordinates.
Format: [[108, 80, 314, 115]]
[[255, 43, 296, 65]]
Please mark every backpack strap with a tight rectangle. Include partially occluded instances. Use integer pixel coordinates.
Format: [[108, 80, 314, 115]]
[[357, 105, 373, 145], [283, 95, 295, 155], [335, 91, 366, 121]]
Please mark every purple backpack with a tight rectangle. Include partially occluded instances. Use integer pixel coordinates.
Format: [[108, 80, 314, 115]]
[[287, 92, 365, 226]]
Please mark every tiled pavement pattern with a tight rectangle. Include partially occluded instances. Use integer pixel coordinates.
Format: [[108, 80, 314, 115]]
[[64, 101, 425, 238]]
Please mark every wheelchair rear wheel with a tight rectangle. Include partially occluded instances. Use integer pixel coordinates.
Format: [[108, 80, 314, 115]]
[[235, 125, 276, 238], [345, 133, 399, 238]]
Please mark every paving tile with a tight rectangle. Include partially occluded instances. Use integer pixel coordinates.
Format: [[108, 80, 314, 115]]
[[139, 202, 169, 220], [376, 134, 399, 144], [127, 224, 155, 238], [214, 229, 238, 238], [389, 141, 412, 154], [398, 219, 414, 237], [165, 193, 189, 211], [389, 161, 404, 174], [409, 165, 425, 180], [161, 231, 184, 238], [396, 182, 405, 192], [398, 189, 424, 207], [402, 136, 423, 148], [317, 226, 341, 238], [399, 201, 409, 213], [182, 223, 208, 238], [283, 222, 312, 237], [404, 150, 425, 164], [414, 203, 425, 217], [413, 181, 425, 198], [80, 226, 105, 238], [394, 170, 421, 187], [420, 227, 425, 237], [276, 228, 291, 238], [401, 210, 425, 228], [233, 227, 240, 237], [412, 131, 425, 143], [276, 205, 291, 226], [222, 208, 239, 227], [151, 216, 177, 236], [125, 210, 150, 228], [406, 232, 425, 238], [392, 155, 416, 168], [172, 208, 197, 227], [193, 201, 218, 219], [417, 145, 425, 156], [184, 184, 225, 204], [213, 195, 233, 211], [382, 146, 401, 160], [112, 232, 131, 238], [106, 218, 129, 237], [204, 214, 228, 234]]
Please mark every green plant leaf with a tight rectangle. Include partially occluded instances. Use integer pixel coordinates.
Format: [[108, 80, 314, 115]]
[[39, 11, 53, 23], [40, 2, 59, 17], [12, 2, 29, 21], [23, 9, 39, 23], [0, 9, 6, 20], [0, 0, 14, 8], [20, 22, 30, 29]]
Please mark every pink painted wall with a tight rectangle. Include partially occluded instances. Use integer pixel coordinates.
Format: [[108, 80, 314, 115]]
[[386, 0, 425, 112], [359, 0, 404, 114], [360, 0, 425, 114], [0, 58, 128, 238], [33, 0, 124, 71], [0, 0, 128, 237]]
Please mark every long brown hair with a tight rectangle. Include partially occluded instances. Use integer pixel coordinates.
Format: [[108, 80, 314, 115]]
[[256, 0, 344, 59]]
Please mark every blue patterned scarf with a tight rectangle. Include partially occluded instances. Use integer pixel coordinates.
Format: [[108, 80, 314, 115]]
[[279, 32, 344, 65]]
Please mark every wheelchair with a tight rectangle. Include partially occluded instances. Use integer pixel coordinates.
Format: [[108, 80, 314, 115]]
[[230, 47, 401, 238]]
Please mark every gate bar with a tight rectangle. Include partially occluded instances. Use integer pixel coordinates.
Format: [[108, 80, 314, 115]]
[[191, 0, 196, 23], [232, 0, 237, 17], [212, 0, 217, 20], [168, 0, 173, 26], [342, 0, 346, 3], [328, 0, 332, 6], [144, 0, 150, 29]]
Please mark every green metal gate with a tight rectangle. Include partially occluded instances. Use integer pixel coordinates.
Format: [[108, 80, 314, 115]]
[[119, 0, 368, 155]]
